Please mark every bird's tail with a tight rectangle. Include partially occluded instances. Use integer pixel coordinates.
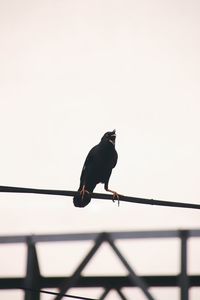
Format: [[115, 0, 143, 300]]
[[73, 192, 91, 208]]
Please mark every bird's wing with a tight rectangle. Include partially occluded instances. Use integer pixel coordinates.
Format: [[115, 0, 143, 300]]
[[79, 145, 98, 187], [112, 150, 118, 169], [103, 150, 118, 190]]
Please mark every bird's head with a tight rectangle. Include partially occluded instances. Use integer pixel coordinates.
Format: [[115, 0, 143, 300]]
[[101, 130, 116, 145]]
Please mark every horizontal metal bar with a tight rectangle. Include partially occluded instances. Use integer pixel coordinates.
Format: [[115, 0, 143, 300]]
[[0, 278, 24, 289], [32, 233, 99, 243], [0, 234, 98, 244], [1, 275, 200, 289], [112, 229, 200, 239], [110, 230, 179, 239], [0, 230, 200, 244], [0, 236, 27, 244], [189, 229, 200, 237]]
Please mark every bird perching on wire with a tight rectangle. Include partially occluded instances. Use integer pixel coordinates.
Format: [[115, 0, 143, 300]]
[[73, 130, 120, 207]]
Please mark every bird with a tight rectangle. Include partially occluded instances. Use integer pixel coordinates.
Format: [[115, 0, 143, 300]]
[[73, 129, 119, 207]]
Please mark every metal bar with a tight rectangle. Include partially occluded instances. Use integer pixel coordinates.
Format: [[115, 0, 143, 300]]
[[55, 233, 105, 300], [0, 230, 200, 300], [98, 289, 110, 300], [38, 275, 200, 288], [0, 235, 28, 244], [110, 230, 179, 240], [106, 233, 155, 300], [116, 289, 128, 300], [0, 233, 99, 244], [33, 233, 98, 243], [179, 231, 189, 300], [1, 229, 200, 244], [189, 229, 200, 237], [0, 278, 24, 289], [24, 237, 41, 300], [1, 275, 200, 290]]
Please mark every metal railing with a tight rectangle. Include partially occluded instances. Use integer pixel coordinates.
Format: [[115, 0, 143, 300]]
[[0, 229, 200, 300]]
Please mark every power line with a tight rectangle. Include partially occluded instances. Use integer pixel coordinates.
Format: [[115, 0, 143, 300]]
[[23, 287, 98, 300], [0, 185, 200, 210]]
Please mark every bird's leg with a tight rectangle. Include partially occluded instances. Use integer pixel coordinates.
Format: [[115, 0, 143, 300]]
[[79, 185, 90, 199], [105, 186, 120, 207]]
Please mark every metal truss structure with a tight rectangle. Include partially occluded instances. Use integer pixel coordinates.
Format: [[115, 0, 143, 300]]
[[0, 229, 200, 300]]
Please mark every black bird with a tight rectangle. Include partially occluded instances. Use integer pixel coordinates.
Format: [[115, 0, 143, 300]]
[[73, 130, 119, 207]]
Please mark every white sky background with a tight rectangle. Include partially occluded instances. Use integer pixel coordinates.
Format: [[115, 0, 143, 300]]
[[0, 0, 200, 299]]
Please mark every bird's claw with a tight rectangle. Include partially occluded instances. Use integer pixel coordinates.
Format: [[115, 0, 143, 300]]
[[79, 186, 90, 199], [111, 192, 121, 207]]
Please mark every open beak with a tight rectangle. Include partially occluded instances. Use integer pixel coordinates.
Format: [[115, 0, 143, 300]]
[[111, 129, 116, 137]]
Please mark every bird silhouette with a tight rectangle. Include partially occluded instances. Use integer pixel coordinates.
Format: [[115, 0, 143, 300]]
[[73, 130, 119, 207]]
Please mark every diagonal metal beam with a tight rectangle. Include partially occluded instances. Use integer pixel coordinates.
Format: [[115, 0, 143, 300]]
[[106, 233, 155, 300], [116, 289, 128, 300], [98, 288, 110, 300], [55, 233, 106, 300]]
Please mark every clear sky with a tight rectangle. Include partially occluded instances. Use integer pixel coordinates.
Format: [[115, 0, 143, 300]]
[[0, 0, 200, 299]]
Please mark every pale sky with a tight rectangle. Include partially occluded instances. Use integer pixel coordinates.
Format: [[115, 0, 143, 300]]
[[0, 0, 200, 299]]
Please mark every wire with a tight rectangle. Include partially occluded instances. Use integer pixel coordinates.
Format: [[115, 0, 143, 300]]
[[0, 185, 200, 210], [23, 287, 98, 300]]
